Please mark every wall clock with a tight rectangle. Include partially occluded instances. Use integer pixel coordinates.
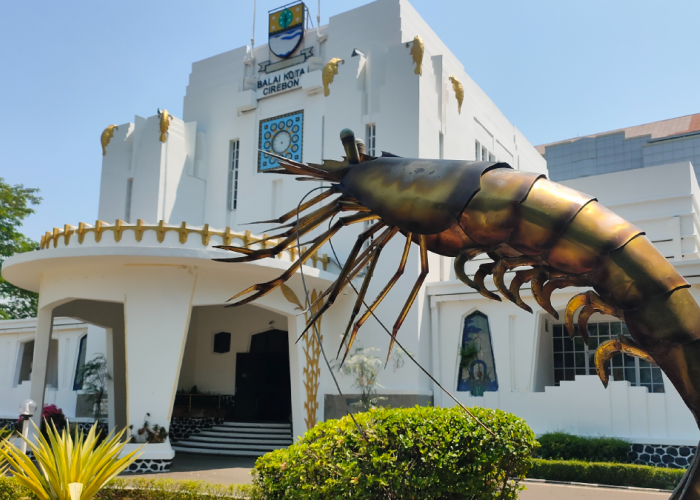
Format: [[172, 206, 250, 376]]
[[258, 110, 303, 171]]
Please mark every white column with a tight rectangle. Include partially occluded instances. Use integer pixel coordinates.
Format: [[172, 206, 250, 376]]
[[29, 306, 55, 429], [430, 297, 442, 407], [104, 327, 116, 432], [123, 267, 197, 440], [289, 314, 307, 441]]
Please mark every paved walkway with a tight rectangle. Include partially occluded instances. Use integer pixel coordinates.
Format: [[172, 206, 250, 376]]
[[128, 453, 256, 485], [520, 481, 670, 499], [129, 453, 673, 499]]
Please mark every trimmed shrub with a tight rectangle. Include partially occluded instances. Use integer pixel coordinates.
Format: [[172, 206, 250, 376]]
[[528, 458, 684, 490], [0, 477, 35, 499], [98, 479, 253, 499], [536, 431, 630, 462], [254, 406, 539, 499]]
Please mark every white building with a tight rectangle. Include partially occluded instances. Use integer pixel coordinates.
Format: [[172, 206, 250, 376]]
[[2, 0, 698, 471]]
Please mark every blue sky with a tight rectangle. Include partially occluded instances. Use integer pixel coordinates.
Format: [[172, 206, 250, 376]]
[[1, 0, 698, 242]]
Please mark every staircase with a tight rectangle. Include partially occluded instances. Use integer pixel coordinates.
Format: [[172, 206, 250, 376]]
[[172, 422, 293, 456]]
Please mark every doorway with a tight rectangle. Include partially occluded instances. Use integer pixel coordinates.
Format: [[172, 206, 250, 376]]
[[233, 329, 291, 422]]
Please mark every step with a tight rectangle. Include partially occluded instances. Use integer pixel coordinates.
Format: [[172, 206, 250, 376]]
[[200, 431, 291, 440], [173, 446, 269, 457], [220, 422, 291, 429], [186, 435, 292, 445], [210, 426, 291, 434], [174, 441, 288, 451]]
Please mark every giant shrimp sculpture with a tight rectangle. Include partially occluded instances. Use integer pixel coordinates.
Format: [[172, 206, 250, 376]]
[[218, 129, 700, 499]]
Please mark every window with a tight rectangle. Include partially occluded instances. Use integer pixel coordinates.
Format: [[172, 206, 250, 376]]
[[73, 335, 87, 390], [481, 146, 487, 161], [15, 340, 34, 386], [228, 140, 240, 210], [125, 178, 133, 222], [366, 124, 376, 156], [457, 312, 499, 395], [213, 332, 232, 354], [439, 131, 444, 159], [475, 140, 480, 161], [488, 153, 495, 162], [552, 322, 665, 393]]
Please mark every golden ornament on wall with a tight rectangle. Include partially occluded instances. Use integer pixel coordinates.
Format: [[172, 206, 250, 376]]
[[406, 35, 424, 76], [157, 108, 173, 143], [281, 284, 323, 430], [448, 75, 464, 114], [322, 58, 344, 97], [100, 125, 118, 156]]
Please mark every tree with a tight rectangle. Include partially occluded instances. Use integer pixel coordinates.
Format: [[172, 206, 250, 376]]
[[0, 178, 42, 319]]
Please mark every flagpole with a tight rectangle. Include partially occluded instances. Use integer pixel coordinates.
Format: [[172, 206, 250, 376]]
[[251, 0, 257, 51]]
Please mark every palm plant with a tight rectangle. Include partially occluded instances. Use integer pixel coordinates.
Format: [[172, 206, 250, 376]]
[[0, 420, 140, 500]]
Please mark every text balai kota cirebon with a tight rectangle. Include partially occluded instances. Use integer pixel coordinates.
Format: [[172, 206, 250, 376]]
[[258, 68, 307, 96]]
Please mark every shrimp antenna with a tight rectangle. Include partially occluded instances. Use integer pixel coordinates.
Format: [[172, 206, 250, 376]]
[[325, 225, 497, 438], [293, 186, 369, 441]]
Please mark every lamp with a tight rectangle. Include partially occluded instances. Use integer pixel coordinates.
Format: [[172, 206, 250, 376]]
[[18, 399, 37, 454]]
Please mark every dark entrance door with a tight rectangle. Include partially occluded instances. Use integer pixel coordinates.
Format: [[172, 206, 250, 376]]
[[233, 329, 292, 422]]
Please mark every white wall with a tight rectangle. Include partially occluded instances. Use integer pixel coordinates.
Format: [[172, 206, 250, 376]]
[[562, 161, 700, 261], [428, 288, 700, 445], [179, 304, 288, 394], [0, 317, 107, 420]]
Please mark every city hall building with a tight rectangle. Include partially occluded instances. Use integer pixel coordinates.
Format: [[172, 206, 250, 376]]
[[2, 0, 699, 471]]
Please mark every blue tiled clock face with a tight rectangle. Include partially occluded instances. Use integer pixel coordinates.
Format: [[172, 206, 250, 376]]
[[258, 110, 303, 171]]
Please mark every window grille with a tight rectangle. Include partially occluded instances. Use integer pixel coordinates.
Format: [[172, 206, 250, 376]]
[[475, 140, 480, 161], [481, 146, 487, 161], [228, 140, 240, 210], [552, 322, 665, 392], [366, 124, 376, 156], [125, 178, 133, 223]]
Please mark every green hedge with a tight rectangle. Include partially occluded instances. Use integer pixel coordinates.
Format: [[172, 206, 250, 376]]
[[0, 477, 32, 500], [536, 431, 631, 462], [528, 458, 684, 490], [0, 478, 253, 500], [254, 406, 538, 499]]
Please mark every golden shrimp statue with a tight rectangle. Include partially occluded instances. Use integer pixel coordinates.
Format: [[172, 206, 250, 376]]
[[218, 129, 700, 499], [100, 125, 118, 156], [448, 75, 464, 114], [157, 108, 173, 143], [322, 58, 344, 97], [407, 35, 424, 76]]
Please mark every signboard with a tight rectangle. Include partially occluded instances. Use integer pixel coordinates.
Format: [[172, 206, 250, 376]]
[[256, 65, 308, 99]]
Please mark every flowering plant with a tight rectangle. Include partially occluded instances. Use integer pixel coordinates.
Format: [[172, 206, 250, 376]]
[[41, 404, 67, 433]]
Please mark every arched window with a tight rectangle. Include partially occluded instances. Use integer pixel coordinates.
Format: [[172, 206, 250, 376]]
[[73, 335, 87, 390], [457, 312, 499, 396]]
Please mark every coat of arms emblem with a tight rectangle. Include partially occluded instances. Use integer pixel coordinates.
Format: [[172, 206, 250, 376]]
[[268, 3, 305, 59]]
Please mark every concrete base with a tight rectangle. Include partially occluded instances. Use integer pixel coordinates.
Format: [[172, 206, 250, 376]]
[[323, 393, 433, 420]]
